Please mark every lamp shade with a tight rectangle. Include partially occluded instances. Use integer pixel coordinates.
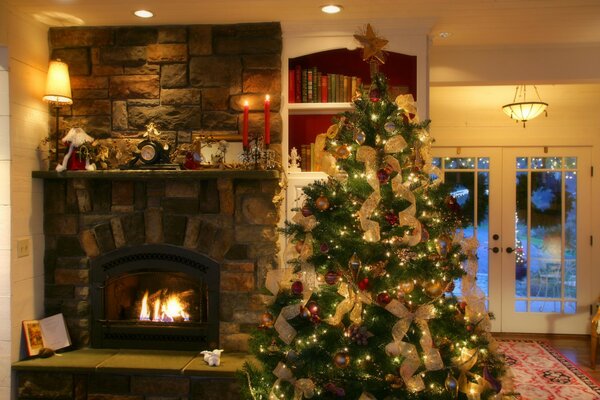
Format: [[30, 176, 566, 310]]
[[43, 60, 73, 105], [502, 85, 547, 127]]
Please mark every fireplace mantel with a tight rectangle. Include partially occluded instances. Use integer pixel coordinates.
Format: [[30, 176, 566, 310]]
[[32, 169, 280, 181]]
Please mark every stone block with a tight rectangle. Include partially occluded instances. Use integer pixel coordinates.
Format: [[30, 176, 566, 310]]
[[189, 56, 241, 90], [88, 395, 143, 400], [46, 284, 75, 298], [232, 309, 262, 324], [196, 222, 217, 253], [116, 27, 158, 45], [189, 25, 212, 56], [190, 378, 241, 400], [131, 376, 189, 396], [93, 64, 124, 76], [44, 214, 78, 235], [241, 194, 278, 225], [219, 321, 240, 335], [50, 27, 114, 48], [112, 181, 134, 205], [242, 54, 281, 69], [72, 99, 111, 116], [55, 268, 89, 285], [201, 88, 229, 111], [160, 63, 187, 88], [229, 93, 276, 112], [247, 112, 282, 144], [217, 178, 234, 216], [112, 101, 128, 130], [201, 111, 237, 131], [127, 98, 160, 107], [147, 43, 188, 63], [88, 374, 130, 394], [220, 333, 250, 352], [44, 180, 66, 214], [62, 299, 90, 317], [56, 256, 89, 269], [221, 271, 254, 292], [222, 262, 254, 273], [214, 30, 281, 55], [94, 223, 116, 253], [75, 286, 89, 299], [199, 180, 220, 213], [110, 217, 127, 248], [76, 188, 92, 212], [223, 244, 248, 260], [71, 76, 109, 90], [145, 208, 164, 244], [158, 27, 187, 43], [124, 64, 160, 75], [160, 88, 201, 105], [146, 181, 165, 207], [101, 46, 147, 66], [109, 75, 159, 99], [210, 227, 234, 261], [121, 213, 145, 245], [243, 69, 281, 94], [56, 236, 85, 257], [72, 89, 109, 100], [61, 116, 111, 138], [234, 225, 277, 244], [249, 293, 274, 310], [80, 229, 100, 257], [219, 293, 248, 321], [134, 182, 147, 210], [52, 48, 91, 76], [18, 372, 73, 399], [163, 215, 187, 246], [128, 105, 202, 131], [163, 181, 197, 198]]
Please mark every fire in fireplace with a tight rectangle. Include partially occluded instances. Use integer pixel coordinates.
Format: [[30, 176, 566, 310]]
[[90, 244, 219, 350]]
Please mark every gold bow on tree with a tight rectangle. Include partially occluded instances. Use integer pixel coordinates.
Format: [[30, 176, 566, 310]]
[[327, 282, 372, 326], [270, 362, 315, 400], [384, 299, 444, 392]]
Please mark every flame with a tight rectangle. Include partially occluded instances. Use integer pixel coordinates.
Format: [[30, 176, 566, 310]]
[[138, 289, 191, 322]]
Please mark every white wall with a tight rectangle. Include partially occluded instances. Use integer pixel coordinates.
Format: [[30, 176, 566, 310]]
[[0, 4, 48, 398]]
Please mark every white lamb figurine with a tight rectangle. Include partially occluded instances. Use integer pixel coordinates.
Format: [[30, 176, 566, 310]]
[[56, 127, 96, 172], [200, 349, 224, 366]]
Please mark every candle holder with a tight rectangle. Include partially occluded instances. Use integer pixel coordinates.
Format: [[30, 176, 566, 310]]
[[240, 135, 276, 170]]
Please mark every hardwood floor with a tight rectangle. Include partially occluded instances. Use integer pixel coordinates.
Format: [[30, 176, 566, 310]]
[[494, 333, 600, 382]]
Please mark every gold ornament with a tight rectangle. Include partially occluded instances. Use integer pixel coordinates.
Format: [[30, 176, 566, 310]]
[[260, 312, 275, 328], [335, 144, 351, 159], [315, 194, 330, 211], [326, 124, 339, 139], [436, 236, 451, 257], [424, 281, 444, 298], [353, 23, 389, 64], [333, 351, 350, 368], [353, 130, 366, 145], [399, 281, 414, 294]]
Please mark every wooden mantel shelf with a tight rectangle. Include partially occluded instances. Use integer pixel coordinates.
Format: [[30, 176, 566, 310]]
[[32, 169, 280, 180]]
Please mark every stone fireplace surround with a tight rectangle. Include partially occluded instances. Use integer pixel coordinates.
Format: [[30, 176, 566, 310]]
[[13, 170, 280, 399]]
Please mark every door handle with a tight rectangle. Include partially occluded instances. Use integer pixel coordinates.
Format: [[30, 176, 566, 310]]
[[489, 247, 500, 253], [506, 247, 514, 254]]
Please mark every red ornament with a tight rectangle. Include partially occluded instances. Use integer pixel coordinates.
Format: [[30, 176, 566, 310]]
[[324, 270, 339, 285], [301, 205, 313, 217], [369, 87, 381, 102], [260, 312, 274, 328], [385, 212, 399, 226], [358, 278, 369, 291], [445, 281, 456, 293], [295, 240, 304, 253], [445, 196, 461, 214], [291, 280, 304, 295], [421, 227, 430, 242], [311, 314, 321, 324], [306, 301, 319, 315], [320, 243, 330, 253], [377, 292, 391, 305], [377, 168, 390, 184]]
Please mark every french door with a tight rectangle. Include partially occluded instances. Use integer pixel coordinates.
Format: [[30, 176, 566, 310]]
[[432, 147, 591, 334]]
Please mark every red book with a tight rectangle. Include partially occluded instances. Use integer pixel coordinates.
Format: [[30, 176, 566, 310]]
[[320, 75, 328, 103], [288, 69, 295, 103], [295, 65, 302, 103]]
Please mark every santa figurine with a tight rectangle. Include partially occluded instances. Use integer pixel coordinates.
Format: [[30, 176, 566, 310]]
[[56, 127, 96, 172]]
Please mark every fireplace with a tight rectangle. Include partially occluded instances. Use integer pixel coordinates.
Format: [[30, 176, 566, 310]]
[[90, 244, 220, 350]]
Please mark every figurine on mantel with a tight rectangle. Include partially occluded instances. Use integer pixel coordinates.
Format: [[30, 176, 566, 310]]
[[200, 349, 224, 366], [288, 147, 301, 172], [56, 127, 96, 172]]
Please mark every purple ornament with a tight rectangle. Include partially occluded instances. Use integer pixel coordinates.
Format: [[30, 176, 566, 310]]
[[385, 212, 399, 226], [324, 271, 339, 285], [377, 168, 390, 184], [320, 243, 330, 253]]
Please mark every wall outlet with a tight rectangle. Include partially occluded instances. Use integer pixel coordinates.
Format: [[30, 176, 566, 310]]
[[17, 238, 30, 258]]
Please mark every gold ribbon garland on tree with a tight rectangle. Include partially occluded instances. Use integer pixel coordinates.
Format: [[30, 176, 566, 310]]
[[270, 362, 316, 400], [384, 299, 444, 392], [326, 282, 373, 326]]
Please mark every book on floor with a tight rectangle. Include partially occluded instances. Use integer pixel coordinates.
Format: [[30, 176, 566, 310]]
[[22, 313, 71, 356]]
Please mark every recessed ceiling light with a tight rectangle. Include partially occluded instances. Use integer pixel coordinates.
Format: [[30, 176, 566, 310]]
[[321, 5, 343, 14], [134, 9, 154, 18], [438, 32, 451, 39]]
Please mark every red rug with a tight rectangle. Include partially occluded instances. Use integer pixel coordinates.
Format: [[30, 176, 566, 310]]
[[499, 340, 600, 399]]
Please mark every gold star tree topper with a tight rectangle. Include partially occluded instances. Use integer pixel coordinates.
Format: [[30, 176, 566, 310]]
[[354, 24, 389, 64]]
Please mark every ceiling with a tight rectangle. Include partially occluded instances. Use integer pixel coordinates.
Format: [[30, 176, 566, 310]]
[[3, 0, 600, 48]]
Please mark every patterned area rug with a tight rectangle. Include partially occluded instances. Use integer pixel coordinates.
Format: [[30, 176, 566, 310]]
[[499, 340, 600, 399]]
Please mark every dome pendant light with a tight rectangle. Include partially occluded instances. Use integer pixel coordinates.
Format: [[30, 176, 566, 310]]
[[502, 85, 548, 127]]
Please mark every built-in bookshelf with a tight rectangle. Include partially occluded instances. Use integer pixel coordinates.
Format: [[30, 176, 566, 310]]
[[287, 48, 417, 171]]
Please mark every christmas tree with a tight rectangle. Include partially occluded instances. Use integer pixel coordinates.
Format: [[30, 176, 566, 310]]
[[242, 25, 506, 400]]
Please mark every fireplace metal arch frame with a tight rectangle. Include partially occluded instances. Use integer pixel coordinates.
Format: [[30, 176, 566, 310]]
[[90, 244, 220, 350]]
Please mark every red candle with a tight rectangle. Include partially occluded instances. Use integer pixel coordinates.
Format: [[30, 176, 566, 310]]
[[242, 100, 249, 149], [264, 95, 270, 145]]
